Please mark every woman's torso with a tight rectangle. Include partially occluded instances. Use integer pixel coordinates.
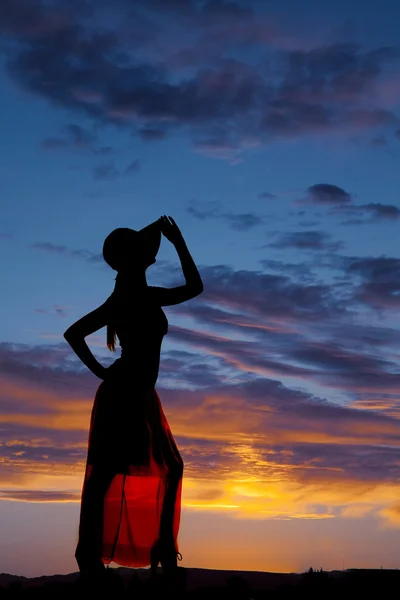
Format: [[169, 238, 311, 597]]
[[107, 287, 168, 388]]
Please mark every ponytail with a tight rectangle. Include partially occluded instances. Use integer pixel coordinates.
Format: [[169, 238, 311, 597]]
[[107, 324, 116, 352], [107, 271, 132, 352], [106, 279, 117, 352]]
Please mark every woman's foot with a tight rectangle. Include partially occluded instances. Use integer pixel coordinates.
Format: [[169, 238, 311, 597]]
[[77, 564, 127, 593], [77, 558, 106, 587], [150, 537, 182, 577]]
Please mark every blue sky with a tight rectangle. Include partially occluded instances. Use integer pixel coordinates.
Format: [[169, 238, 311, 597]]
[[1, 0, 400, 577]]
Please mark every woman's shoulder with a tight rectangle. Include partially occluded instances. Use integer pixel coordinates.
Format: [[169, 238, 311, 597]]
[[104, 294, 115, 307]]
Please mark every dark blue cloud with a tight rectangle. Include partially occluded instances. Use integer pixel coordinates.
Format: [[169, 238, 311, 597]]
[[1, 1, 398, 149], [307, 183, 352, 205], [267, 230, 343, 252]]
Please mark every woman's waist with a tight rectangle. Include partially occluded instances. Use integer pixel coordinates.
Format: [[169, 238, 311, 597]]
[[118, 352, 160, 367], [119, 345, 161, 360], [107, 356, 159, 385]]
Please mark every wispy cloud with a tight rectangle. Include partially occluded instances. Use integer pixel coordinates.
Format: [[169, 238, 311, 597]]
[[30, 242, 102, 263], [41, 123, 98, 152], [188, 203, 264, 231], [267, 230, 343, 252], [93, 159, 140, 180], [93, 162, 119, 181], [259, 192, 276, 200], [35, 305, 70, 318], [0, 490, 80, 503]]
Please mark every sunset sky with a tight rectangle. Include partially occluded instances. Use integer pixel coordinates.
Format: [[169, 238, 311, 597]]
[[1, 0, 400, 578]]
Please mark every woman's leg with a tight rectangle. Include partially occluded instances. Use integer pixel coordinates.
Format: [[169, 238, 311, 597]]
[[150, 458, 183, 576], [150, 391, 184, 545], [75, 466, 115, 572], [159, 461, 183, 543]]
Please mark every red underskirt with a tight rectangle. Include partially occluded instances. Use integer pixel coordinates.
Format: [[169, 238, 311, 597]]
[[78, 375, 183, 567]]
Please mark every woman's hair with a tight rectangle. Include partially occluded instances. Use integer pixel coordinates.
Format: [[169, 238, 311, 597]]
[[107, 324, 117, 352], [103, 228, 133, 351], [106, 278, 133, 352], [102, 224, 161, 352]]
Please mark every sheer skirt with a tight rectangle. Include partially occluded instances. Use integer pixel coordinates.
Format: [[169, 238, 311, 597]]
[[77, 370, 183, 568]]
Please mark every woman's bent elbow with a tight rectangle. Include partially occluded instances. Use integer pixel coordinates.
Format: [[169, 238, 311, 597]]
[[193, 283, 204, 297], [63, 327, 77, 342]]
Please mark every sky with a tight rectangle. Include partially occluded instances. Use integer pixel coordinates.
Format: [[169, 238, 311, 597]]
[[1, 0, 400, 578]]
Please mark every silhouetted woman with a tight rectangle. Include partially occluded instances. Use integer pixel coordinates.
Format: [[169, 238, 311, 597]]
[[63, 216, 203, 583]]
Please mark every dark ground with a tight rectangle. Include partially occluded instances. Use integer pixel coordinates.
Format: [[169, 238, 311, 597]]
[[1, 567, 399, 599]]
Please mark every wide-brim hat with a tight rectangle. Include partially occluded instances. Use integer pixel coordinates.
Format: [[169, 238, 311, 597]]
[[102, 220, 161, 271], [136, 219, 161, 257]]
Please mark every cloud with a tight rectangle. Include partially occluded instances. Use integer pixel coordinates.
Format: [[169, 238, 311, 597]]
[[160, 260, 400, 405], [194, 263, 344, 321], [93, 162, 119, 181], [200, 0, 253, 19], [30, 242, 102, 263], [192, 134, 244, 163], [267, 231, 342, 252], [93, 159, 140, 180], [358, 203, 400, 220], [35, 305, 68, 318], [1, 2, 398, 154], [167, 316, 400, 401], [2, 340, 400, 458], [188, 204, 264, 231], [1, 289, 400, 521], [259, 259, 315, 281], [224, 213, 263, 231], [259, 191, 276, 200], [132, 0, 255, 25], [124, 159, 140, 175], [139, 127, 167, 141], [41, 123, 97, 152], [0, 0, 72, 37], [345, 256, 400, 309], [338, 203, 400, 225], [306, 184, 353, 205], [0, 490, 80, 503], [187, 204, 219, 221], [299, 184, 400, 224], [159, 349, 224, 388]]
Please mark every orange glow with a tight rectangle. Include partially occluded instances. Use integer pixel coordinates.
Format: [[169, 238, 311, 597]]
[[1, 369, 400, 538]]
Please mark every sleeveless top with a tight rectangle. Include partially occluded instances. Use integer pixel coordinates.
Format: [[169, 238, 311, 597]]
[[106, 287, 168, 387]]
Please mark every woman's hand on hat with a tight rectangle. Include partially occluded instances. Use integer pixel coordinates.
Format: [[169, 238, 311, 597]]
[[159, 215, 184, 246]]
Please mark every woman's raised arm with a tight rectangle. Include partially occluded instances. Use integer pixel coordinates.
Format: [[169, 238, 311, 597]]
[[151, 216, 203, 306]]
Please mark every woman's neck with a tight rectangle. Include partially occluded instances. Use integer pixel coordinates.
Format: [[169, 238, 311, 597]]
[[115, 269, 148, 291]]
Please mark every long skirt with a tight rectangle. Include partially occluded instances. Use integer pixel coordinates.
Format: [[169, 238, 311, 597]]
[[76, 371, 183, 568]]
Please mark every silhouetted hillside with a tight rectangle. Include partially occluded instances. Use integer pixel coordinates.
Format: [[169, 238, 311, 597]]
[[0, 567, 399, 598]]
